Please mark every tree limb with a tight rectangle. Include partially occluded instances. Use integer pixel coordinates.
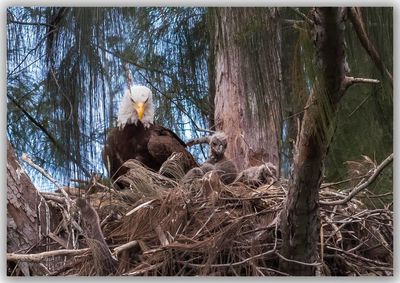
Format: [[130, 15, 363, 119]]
[[186, 136, 210, 147], [7, 248, 90, 263], [22, 154, 73, 207], [341, 76, 380, 92], [113, 240, 139, 257], [8, 19, 55, 28], [320, 153, 393, 205]]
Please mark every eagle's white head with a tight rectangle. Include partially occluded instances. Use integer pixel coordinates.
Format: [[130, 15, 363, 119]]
[[117, 85, 154, 129]]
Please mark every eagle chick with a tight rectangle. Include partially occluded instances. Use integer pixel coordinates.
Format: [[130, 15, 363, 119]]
[[183, 132, 237, 184]]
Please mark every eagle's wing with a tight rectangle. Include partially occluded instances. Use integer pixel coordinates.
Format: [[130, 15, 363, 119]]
[[103, 123, 153, 180], [102, 127, 124, 179], [147, 125, 198, 172]]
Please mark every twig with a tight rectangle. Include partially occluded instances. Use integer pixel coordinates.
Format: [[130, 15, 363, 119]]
[[22, 154, 85, 242], [192, 208, 218, 239], [348, 94, 371, 118], [320, 174, 368, 188], [275, 252, 322, 267], [178, 249, 276, 268], [21, 154, 73, 208], [290, 8, 313, 25], [360, 191, 393, 198], [325, 246, 390, 266], [320, 153, 393, 205], [125, 262, 164, 276]]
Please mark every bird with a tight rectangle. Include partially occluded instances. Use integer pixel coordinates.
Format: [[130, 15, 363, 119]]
[[206, 132, 237, 184], [235, 162, 277, 187], [103, 85, 197, 184], [183, 132, 237, 184]]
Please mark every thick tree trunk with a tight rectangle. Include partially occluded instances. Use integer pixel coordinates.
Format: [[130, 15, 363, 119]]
[[280, 8, 348, 275], [7, 141, 47, 275], [212, 7, 283, 171]]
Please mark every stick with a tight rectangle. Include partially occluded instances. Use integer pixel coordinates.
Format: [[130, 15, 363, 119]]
[[186, 136, 210, 147], [341, 76, 380, 94], [113, 241, 139, 257], [8, 238, 140, 264], [7, 248, 90, 263], [320, 174, 368, 188], [342, 76, 380, 91], [195, 128, 216, 134], [22, 154, 84, 237], [320, 153, 393, 205], [21, 154, 73, 207], [275, 252, 322, 267]]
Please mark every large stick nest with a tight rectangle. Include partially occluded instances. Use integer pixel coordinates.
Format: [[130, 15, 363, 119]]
[[10, 159, 393, 276]]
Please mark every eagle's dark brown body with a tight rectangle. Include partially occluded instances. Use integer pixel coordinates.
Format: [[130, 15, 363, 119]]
[[103, 121, 197, 181]]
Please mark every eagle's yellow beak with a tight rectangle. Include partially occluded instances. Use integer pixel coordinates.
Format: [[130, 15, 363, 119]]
[[135, 102, 145, 120]]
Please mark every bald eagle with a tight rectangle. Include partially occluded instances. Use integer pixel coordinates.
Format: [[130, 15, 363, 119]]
[[103, 85, 197, 183]]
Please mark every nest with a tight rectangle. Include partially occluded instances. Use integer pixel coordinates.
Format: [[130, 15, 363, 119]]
[[9, 160, 393, 276]]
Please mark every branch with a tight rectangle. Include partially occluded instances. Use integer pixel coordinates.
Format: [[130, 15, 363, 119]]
[[195, 128, 217, 134], [275, 252, 322, 267], [8, 19, 54, 28], [186, 136, 210, 147], [348, 7, 393, 86], [21, 154, 84, 235], [113, 241, 139, 257], [7, 238, 141, 265], [320, 153, 393, 205], [320, 174, 368, 188], [346, 77, 380, 84], [7, 248, 90, 263], [21, 154, 73, 207], [341, 76, 380, 93]]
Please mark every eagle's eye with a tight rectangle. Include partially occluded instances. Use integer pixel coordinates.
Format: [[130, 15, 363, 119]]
[[130, 97, 136, 104], [144, 97, 149, 103]]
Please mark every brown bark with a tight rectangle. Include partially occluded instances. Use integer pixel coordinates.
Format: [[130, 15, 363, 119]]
[[212, 7, 282, 171], [280, 8, 348, 275], [7, 141, 47, 275]]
